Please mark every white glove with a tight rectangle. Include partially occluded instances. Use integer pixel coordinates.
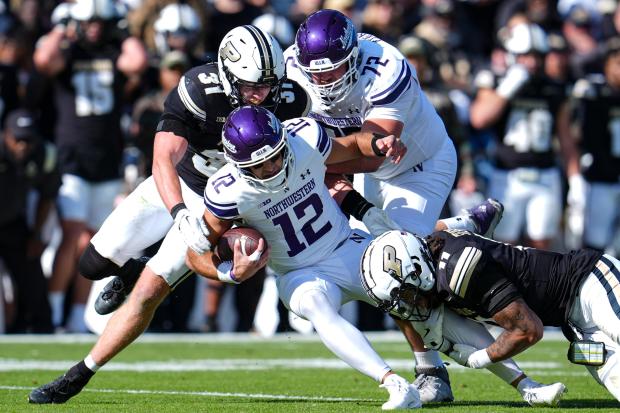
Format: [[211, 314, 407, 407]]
[[175, 208, 211, 254], [361, 207, 403, 237], [496, 64, 530, 99], [410, 303, 449, 351], [448, 344, 492, 369], [567, 174, 587, 211]]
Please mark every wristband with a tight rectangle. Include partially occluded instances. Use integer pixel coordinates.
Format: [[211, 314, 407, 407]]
[[370, 133, 387, 157], [340, 190, 374, 221], [216, 261, 239, 284], [468, 349, 493, 369], [170, 202, 187, 219]]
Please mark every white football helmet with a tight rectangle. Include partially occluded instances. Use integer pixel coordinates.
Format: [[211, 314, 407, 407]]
[[218, 25, 286, 110], [154, 4, 200, 56], [361, 230, 436, 321], [70, 0, 118, 21]]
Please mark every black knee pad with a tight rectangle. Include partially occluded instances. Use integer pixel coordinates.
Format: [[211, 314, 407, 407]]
[[79, 243, 119, 280]]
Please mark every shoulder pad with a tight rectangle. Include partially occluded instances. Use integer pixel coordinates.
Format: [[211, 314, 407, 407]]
[[277, 80, 311, 118], [443, 245, 484, 299], [177, 64, 224, 122], [204, 167, 241, 220], [358, 40, 413, 106], [284, 117, 331, 158]]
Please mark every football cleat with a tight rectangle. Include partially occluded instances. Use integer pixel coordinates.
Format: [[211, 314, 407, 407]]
[[94, 256, 149, 315], [380, 373, 422, 410], [522, 382, 567, 407], [465, 198, 504, 238], [413, 365, 454, 403], [29, 362, 93, 404]]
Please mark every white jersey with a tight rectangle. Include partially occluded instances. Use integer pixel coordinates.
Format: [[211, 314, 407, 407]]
[[284, 33, 449, 180], [203, 118, 352, 275]]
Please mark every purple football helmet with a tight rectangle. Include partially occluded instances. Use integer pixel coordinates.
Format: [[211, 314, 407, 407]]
[[222, 105, 292, 190], [295, 10, 360, 107]]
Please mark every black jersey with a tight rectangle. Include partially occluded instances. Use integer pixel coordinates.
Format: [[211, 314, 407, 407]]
[[474, 70, 566, 170], [157, 62, 310, 195], [428, 229, 602, 326], [53, 42, 126, 181], [572, 75, 620, 183]]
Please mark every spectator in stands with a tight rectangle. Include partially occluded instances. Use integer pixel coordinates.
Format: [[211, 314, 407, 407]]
[[545, 31, 573, 83], [361, 0, 402, 45], [562, 4, 603, 77], [413, 0, 474, 91], [126, 0, 208, 59], [0, 109, 60, 333], [33, 0, 147, 332], [287, 0, 323, 31], [399, 34, 476, 214], [203, 0, 262, 55], [152, 3, 206, 65]]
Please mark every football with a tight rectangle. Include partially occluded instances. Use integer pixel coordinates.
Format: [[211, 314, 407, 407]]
[[216, 227, 266, 261]]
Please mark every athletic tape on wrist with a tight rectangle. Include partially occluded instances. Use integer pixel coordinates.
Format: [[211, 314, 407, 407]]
[[216, 261, 239, 284]]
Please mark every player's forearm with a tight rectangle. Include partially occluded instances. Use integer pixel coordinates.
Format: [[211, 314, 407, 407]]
[[186, 249, 219, 281], [485, 328, 540, 362], [33, 28, 66, 76], [152, 158, 184, 212], [470, 93, 509, 129], [326, 157, 383, 174], [152, 132, 188, 212]]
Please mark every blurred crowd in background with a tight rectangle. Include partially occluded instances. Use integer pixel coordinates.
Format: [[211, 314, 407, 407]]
[[1, 0, 620, 336]]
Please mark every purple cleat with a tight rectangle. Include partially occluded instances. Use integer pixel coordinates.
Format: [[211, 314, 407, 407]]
[[465, 198, 504, 238]]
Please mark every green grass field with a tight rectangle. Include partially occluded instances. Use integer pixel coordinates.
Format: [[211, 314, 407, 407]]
[[0, 332, 617, 412]]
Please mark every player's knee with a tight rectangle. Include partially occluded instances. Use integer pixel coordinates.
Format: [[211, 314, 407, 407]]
[[298, 290, 337, 320], [78, 243, 119, 280], [129, 274, 169, 313]]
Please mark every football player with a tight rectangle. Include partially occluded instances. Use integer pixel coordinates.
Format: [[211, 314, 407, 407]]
[[33, 0, 148, 332], [283, 9, 460, 402], [78, 25, 309, 318], [470, 21, 576, 251], [569, 37, 620, 254], [362, 228, 620, 402], [27, 26, 398, 405], [188, 105, 422, 410]]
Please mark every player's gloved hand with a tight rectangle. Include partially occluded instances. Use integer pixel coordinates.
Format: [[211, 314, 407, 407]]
[[174, 208, 211, 255], [410, 303, 453, 352], [448, 344, 492, 369], [496, 64, 530, 99], [361, 207, 403, 237]]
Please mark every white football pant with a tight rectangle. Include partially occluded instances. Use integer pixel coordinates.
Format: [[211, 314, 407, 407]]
[[488, 167, 562, 242], [89, 175, 204, 287], [569, 254, 620, 400], [584, 182, 620, 250]]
